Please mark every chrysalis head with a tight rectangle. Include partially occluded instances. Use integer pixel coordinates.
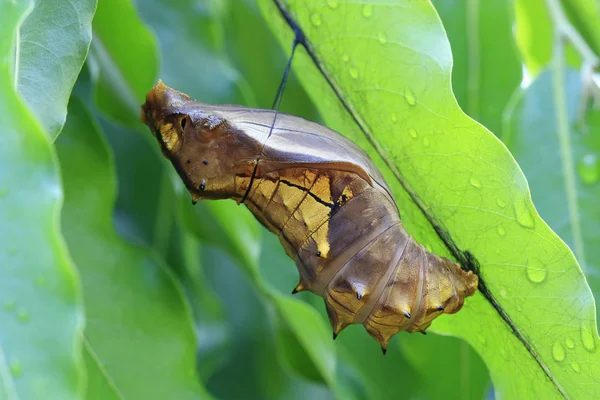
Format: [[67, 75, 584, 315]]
[[141, 81, 261, 201]]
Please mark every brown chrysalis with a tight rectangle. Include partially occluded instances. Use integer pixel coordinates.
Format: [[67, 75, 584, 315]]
[[140, 80, 478, 353]]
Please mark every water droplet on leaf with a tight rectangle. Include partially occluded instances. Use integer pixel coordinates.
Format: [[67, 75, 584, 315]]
[[469, 177, 481, 189], [391, 114, 397, 122], [423, 137, 430, 147], [327, 0, 338, 8], [497, 226, 506, 237], [565, 337, 575, 349], [570, 362, 581, 373], [310, 13, 322, 26], [404, 88, 416, 106], [552, 341, 565, 361], [581, 324, 597, 352], [349, 68, 358, 79], [378, 32, 387, 44], [496, 198, 506, 208], [513, 197, 535, 228], [342, 54, 350, 63], [362, 4, 373, 17], [526, 259, 547, 283], [409, 128, 417, 138]]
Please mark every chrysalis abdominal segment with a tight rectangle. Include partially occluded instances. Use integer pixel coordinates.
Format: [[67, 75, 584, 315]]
[[141, 81, 478, 352]]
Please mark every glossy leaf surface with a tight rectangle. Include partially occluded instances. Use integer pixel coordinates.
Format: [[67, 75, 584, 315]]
[[0, 1, 83, 398], [257, 0, 600, 398], [17, 0, 96, 138]]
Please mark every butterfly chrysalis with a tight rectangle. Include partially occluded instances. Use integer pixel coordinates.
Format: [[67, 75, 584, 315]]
[[140, 35, 478, 353]]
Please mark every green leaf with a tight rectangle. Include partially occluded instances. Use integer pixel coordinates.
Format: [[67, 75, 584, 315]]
[[0, 1, 84, 398], [433, 0, 521, 136], [17, 0, 96, 138], [515, 0, 580, 78], [271, 294, 337, 387], [180, 199, 263, 280], [506, 68, 600, 319], [135, 0, 239, 105], [399, 334, 491, 400], [515, 0, 553, 77], [89, 0, 158, 124], [166, 228, 232, 380], [56, 97, 211, 399], [257, 0, 600, 398]]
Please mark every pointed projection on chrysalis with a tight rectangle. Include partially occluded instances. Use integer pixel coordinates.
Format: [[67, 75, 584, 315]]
[[141, 81, 478, 352]]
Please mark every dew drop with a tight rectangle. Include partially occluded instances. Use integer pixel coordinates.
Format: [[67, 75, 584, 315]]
[[526, 268, 547, 283], [496, 198, 507, 208], [423, 137, 430, 147], [391, 114, 397, 122], [581, 324, 597, 352], [570, 362, 581, 373], [0, 188, 7, 198], [349, 68, 359, 79], [3, 301, 16, 312], [17, 309, 30, 323], [526, 259, 547, 283], [342, 54, 350, 63], [565, 337, 575, 349], [409, 128, 417, 138], [469, 177, 482, 189], [10, 360, 22, 378], [404, 88, 416, 106], [377, 32, 387, 44], [310, 13, 322, 27], [327, 0, 338, 9], [497, 226, 506, 237], [362, 4, 373, 17], [577, 153, 599, 184], [513, 197, 535, 228], [552, 341, 565, 361]]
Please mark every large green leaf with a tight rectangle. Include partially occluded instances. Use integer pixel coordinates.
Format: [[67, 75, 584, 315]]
[[56, 97, 211, 399], [17, 0, 96, 138], [506, 68, 600, 320], [0, 1, 84, 398], [433, 0, 521, 135], [256, 0, 599, 398]]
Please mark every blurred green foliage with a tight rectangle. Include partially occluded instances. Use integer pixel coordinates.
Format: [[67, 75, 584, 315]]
[[1, 0, 600, 399]]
